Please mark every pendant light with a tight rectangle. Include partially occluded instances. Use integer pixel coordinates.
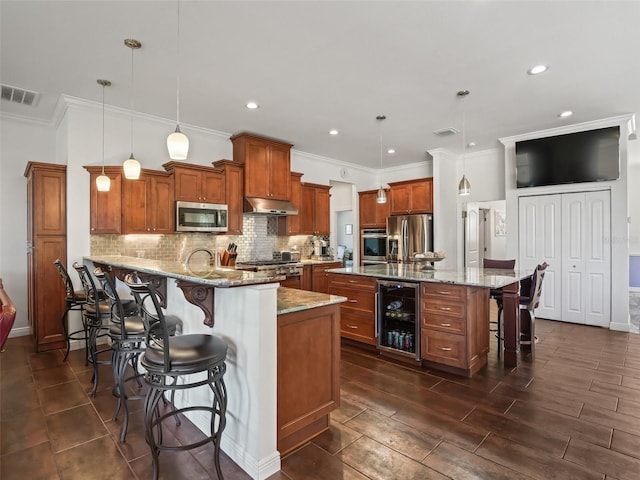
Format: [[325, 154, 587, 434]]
[[167, 0, 189, 160], [96, 79, 112, 192], [123, 38, 141, 180], [376, 115, 387, 204], [457, 89, 471, 196]]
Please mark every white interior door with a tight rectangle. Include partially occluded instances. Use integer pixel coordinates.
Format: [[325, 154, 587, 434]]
[[518, 194, 562, 320], [561, 191, 610, 327], [465, 204, 480, 267]]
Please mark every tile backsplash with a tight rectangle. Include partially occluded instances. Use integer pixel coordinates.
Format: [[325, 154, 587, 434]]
[[91, 215, 328, 262]]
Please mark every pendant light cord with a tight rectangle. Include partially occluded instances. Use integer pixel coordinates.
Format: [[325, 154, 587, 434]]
[[130, 41, 135, 154], [176, 0, 181, 126], [102, 83, 106, 174]]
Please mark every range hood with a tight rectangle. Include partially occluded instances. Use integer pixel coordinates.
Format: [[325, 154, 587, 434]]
[[244, 197, 298, 215]]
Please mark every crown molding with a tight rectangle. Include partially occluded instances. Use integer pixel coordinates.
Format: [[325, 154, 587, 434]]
[[0, 110, 51, 127]]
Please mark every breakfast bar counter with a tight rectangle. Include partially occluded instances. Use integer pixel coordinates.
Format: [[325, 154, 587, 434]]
[[84, 255, 344, 480]]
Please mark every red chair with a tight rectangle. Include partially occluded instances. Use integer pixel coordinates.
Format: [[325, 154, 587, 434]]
[[0, 278, 17, 351]]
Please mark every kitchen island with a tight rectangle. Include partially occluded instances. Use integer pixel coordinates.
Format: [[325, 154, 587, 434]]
[[328, 264, 532, 373], [84, 255, 345, 480]]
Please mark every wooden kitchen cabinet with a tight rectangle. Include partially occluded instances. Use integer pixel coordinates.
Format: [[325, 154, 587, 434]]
[[163, 161, 225, 204], [231, 132, 293, 200], [213, 159, 244, 235], [122, 169, 174, 234], [277, 303, 340, 454], [24, 162, 67, 352], [420, 282, 489, 377], [300, 265, 312, 291], [278, 172, 303, 236], [311, 262, 342, 294], [389, 178, 433, 215], [85, 166, 123, 234], [328, 273, 377, 345], [359, 189, 391, 229], [300, 183, 331, 235]]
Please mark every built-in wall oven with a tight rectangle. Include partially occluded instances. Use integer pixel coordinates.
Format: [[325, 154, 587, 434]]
[[361, 229, 387, 265]]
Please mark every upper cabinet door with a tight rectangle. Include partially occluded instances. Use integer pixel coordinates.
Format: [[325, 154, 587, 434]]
[[268, 143, 292, 200], [359, 190, 390, 228], [85, 166, 122, 234], [389, 178, 433, 215]]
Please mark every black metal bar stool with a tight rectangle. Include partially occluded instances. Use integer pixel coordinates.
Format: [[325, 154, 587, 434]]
[[54, 259, 89, 362], [125, 274, 228, 480], [73, 262, 114, 396]]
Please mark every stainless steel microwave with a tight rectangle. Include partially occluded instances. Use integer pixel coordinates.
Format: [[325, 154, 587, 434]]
[[175, 201, 228, 232]]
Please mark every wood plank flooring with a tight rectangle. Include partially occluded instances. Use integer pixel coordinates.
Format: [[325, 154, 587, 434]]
[[2, 316, 640, 479]]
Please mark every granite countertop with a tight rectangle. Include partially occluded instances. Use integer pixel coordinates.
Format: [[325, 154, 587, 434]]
[[327, 264, 531, 288], [277, 287, 346, 315], [85, 255, 284, 287], [300, 258, 343, 265]]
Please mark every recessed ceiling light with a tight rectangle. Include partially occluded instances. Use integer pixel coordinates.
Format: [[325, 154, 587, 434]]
[[245, 101, 259, 109], [527, 65, 548, 75], [387, 148, 395, 154], [329, 129, 339, 135], [559, 110, 573, 118]]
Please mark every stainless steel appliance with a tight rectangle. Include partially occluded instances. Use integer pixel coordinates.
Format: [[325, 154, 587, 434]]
[[235, 259, 303, 289], [175, 201, 228, 232], [361, 229, 387, 264], [377, 280, 420, 360], [386, 214, 433, 263]]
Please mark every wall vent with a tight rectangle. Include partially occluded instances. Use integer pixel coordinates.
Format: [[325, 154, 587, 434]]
[[1, 84, 40, 107], [433, 127, 459, 137]]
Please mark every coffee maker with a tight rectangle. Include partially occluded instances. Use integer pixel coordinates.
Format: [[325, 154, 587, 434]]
[[313, 238, 329, 258]]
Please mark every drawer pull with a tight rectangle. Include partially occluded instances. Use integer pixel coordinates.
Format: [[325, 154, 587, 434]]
[[348, 299, 358, 303], [439, 307, 452, 311], [439, 347, 452, 351], [346, 324, 358, 330], [440, 323, 451, 327], [349, 279, 358, 283], [437, 291, 451, 295]]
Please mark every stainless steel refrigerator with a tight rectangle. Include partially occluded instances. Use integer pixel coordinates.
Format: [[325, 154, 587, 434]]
[[386, 214, 434, 263]]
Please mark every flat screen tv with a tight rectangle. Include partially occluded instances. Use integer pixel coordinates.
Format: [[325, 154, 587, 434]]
[[515, 126, 620, 188]]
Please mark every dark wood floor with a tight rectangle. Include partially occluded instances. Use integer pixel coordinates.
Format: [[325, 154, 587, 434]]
[[2, 316, 640, 479]]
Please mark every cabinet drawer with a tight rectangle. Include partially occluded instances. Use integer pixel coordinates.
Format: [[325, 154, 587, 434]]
[[421, 313, 465, 335], [421, 283, 465, 300], [334, 288, 375, 314], [421, 329, 467, 368], [422, 297, 465, 318], [328, 274, 377, 291], [341, 313, 375, 344]]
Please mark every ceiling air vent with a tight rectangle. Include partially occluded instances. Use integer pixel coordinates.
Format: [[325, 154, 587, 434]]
[[433, 127, 459, 137], [1, 84, 40, 107]]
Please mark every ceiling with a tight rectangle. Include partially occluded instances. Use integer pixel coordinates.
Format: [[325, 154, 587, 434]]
[[2, 1, 639, 170]]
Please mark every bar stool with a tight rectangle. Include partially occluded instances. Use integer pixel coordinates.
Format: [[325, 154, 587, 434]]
[[519, 262, 548, 360], [125, 274, 228, 480], [54, 259, 89, 362], [482, 258, 516, 355]]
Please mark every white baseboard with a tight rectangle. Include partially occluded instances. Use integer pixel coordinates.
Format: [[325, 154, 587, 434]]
[[8, 326, 30, 337]]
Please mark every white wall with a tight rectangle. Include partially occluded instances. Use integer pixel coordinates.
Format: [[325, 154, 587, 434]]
[[0, 115, 57, 333]]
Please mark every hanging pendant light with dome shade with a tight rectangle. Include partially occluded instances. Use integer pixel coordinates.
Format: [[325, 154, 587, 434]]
[[123, 38, 141, 180], [95, 79, 112, 192], [457, 89, 471, 196], [376, 115, 387, 204], [167, 0, 189, 160]]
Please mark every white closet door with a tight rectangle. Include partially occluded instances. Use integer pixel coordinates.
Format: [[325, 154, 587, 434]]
[[561, 191, 611, 327], [518, 195, 562, 320], [465, 204, 480, 267]]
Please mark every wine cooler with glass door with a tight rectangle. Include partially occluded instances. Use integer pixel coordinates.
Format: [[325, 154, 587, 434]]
[[377, 280, 420, 360]]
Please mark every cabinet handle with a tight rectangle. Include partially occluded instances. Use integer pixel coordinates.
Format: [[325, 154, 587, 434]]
[[439, 347, 452, 351], [439, 307, 451, 311], [437, 291, 451, 295], [348, 299, 358, 303], [440, 323, 451, 327], [346, 324, 358, 330], [348, 280, 358, 283]]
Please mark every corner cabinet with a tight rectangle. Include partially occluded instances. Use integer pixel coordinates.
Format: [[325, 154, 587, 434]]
[[213, 160, 244, 235], [24, 162, 67, 352], [122, 169, 174, 234], [163, 161, 225, 204], [359, 189, 391, 229], [389, 178, 433, 215], [231, 132, 293, 200], [85, 166, 123, 234], [420, 282, 489, 377], [327, 273, 377, 345], [300, 183, 331, 236]]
